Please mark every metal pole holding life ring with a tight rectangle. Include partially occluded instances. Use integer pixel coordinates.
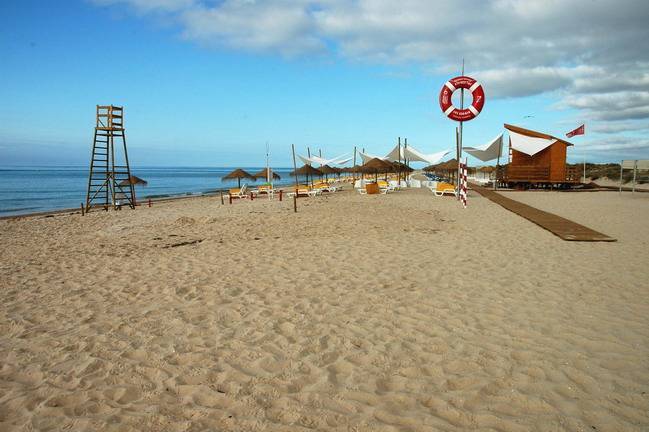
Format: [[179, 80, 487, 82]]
[[438, 70, 486, 200]]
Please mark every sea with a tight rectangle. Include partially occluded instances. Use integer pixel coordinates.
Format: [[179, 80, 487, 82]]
[[0, 166, 307, 216]]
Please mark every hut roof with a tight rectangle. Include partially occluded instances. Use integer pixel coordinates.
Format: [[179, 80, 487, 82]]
[[504, 124, 573, 147]]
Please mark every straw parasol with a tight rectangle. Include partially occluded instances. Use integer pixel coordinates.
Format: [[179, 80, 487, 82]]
[[290, 164, 323, 186], [290, 164, 322, 176], [318, 164, 338, 181], [222, 168, 256, 188], [392, 161, 413, 172], [252, 168, 281, 182], [119, 175, 147, 186], [362, 158, 395, 181]]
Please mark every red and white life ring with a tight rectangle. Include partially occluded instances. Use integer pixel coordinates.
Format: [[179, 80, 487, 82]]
[[439, 76, 485, 122]]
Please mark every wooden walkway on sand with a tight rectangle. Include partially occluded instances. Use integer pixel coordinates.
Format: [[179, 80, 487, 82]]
[[471, 184, 616, 242]]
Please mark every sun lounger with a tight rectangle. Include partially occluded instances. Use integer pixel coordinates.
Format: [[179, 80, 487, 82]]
[[377, 180, 395, 193], [228, 184, 248, 199], [287, 186, 319, 198], [431, 182, 457, 197], [313, 182, 338, 193], [252, 184, 274, 197]]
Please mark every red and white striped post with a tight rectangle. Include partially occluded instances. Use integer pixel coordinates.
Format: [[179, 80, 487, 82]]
[[460, 157, 468, 208]]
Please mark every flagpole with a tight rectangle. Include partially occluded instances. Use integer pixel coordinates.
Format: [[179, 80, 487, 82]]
[[495, 136, 501, 191]]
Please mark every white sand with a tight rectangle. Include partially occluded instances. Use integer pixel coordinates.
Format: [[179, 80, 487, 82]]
[[1, 188, 648, 431]]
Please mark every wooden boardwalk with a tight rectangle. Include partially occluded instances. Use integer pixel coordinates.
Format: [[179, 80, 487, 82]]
[[471, 184, 616, 242]]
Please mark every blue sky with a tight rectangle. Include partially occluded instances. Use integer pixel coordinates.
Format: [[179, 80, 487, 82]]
[[2, 0, 648, 167]]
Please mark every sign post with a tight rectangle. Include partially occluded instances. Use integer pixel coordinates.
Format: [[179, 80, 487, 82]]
[[438, 67, 485, 205]]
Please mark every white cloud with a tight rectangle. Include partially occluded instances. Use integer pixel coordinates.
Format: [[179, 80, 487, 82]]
[[91, 0, 649, 130], [589, 121, 649, 134]]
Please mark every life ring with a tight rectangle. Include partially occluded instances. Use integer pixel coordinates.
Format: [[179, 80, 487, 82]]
[[439, 76, 485, 122]]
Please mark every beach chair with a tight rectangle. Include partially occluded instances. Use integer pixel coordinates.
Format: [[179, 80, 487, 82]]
[[287, 186, 318, 198], [377, 180, 395, 193], [252, 184, 274, 198], [431, 182, 457, 197], [228, 184, 248, 199]]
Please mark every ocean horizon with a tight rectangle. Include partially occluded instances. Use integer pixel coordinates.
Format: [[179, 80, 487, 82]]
[[0, 166, 307, 216]]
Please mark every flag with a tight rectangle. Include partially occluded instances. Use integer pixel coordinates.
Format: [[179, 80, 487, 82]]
[[566, 124, 585, 138]]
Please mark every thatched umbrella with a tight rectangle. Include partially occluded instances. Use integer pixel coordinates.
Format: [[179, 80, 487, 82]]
[[437, 159, 459, 182], [117, 175, 147, 206], [222, 168, 256, 188], [318, 164, 338, 181], [290, 164, 323, 185], [362, 158, 395, 181], [252, 168, 281, 182], [119, 175, 147, 186], [392, 161, 413, 172]]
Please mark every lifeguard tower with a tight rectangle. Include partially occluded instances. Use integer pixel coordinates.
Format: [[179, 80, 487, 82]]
[[498, 124, 580, 188], [85, 105, 135, 211]]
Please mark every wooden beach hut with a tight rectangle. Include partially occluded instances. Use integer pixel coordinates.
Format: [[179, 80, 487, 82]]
[[500, 124, 580, 188]]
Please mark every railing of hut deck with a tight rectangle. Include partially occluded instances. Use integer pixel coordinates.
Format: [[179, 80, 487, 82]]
[[501, 166, 550, 181], [565, 166, 580, 182], [497, 165, 581, 183]]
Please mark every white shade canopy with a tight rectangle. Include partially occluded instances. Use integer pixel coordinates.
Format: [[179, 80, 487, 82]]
[[384, 144, 450, 165], [298, 153, 350, 166], [464, 134, 503, 162], [357, 150, 383, 164], [509, 130, 557, 156]]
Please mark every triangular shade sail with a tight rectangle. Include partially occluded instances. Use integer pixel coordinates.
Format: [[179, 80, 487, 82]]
[[464, 134, 503, 162], [357, 151, 383, 164], [383, 145, 450, 165], [298, 153, 349, 166], [509, 130, 556, 156]]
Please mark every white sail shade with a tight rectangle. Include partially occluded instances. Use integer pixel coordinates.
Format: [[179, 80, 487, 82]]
[[463, 134, 503, 162], [509, 130, 557, 156]]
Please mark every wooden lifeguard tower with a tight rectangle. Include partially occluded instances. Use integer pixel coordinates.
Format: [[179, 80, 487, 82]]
[[85, 105, 135, 211], [498, 124, 579, 188]]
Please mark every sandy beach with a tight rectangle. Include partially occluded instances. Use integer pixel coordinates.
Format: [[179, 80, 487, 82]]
[[1, 187, 648, 431]]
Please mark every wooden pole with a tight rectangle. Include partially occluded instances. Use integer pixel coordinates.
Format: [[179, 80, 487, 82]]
[[397, 137, 401, 184], [291, 144, 298, 212], [619, 161, 623, 194], [352, 146, 357, 183], [220, 190, 224, 205], [632, 160, 637, 194], [494, 135, 502, 191], [80, 203, 85, 216], [307, 147, 311, 186]]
